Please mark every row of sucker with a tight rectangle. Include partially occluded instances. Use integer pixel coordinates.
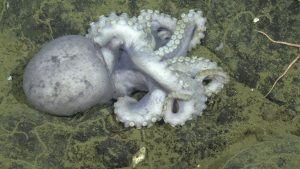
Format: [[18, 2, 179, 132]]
[[166, 56, 229, 96], [86, 12, 154, 50], [154, 9, 206, 59]]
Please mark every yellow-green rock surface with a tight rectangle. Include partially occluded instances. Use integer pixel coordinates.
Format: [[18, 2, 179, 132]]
[[0, 0, 299, 168]]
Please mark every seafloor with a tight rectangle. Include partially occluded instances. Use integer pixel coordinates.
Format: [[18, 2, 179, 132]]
[[0, 0, 299, 169]]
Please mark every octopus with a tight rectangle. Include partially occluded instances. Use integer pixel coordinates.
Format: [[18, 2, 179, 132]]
[[86, 9, 228, 128], [23, 9, 228, 128]]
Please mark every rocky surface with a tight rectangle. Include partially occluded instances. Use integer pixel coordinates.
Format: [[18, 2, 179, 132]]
[[0, 0, 299, 168]]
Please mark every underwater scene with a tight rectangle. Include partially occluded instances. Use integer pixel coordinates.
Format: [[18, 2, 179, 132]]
[[0, 0, 299, 168]]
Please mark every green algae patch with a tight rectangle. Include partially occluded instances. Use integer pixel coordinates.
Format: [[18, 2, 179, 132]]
[[0, 0, 299, 169], [201, 134, 300, 169]]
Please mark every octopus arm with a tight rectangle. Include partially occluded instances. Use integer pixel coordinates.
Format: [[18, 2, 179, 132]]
[[167, 56, 229, 96], [138, 9, 177, 49], [155, 10, 206, 60], [162, 73, 208, 126], [112, 70, 148, 98], [162, 98, 196, 126], [126, 46, 192, 99], [114, 88, 166, 128]]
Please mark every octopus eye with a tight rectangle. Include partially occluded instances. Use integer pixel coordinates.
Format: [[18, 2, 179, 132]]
[[202, 76, 213, 86], [172, 99, 179, 113], [156, 27, 164, 32], [119, 46, 125, 52]]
